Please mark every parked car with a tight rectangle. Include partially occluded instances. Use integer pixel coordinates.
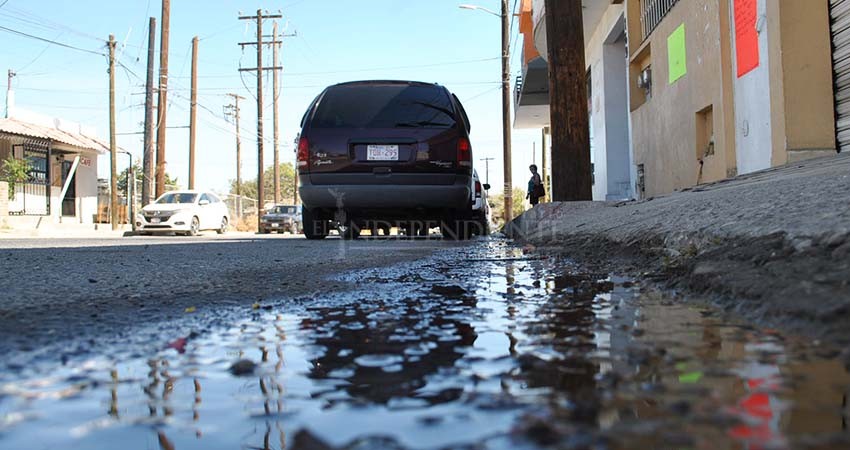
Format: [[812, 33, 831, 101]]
[[471, 169, 492, 236], [136, 190, 230, 236], [296, 80, 475, 240], [260, 205, 302, 234]]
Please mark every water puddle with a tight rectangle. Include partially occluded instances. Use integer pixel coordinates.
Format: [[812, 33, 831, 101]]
[[1, 240, 848, 449]]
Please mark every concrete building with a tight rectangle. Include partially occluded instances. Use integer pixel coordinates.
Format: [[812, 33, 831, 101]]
[[515, 0, 634, 201], [515, 0, 841, 200], [0, 108, 109, 230]]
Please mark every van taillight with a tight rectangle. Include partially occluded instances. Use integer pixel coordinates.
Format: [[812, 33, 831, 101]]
[[475, 181, 482, 197], [297, 137, 309, 168], [457, 137, 471, 167]]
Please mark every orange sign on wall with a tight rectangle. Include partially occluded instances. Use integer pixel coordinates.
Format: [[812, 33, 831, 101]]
[[734, 0, 759, 77]]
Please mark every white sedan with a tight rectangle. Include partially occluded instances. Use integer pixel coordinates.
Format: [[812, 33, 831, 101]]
[[136, 190, 230, 236]]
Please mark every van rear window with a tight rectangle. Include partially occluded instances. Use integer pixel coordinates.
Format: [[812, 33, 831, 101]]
[[312, 84, 457, 129]]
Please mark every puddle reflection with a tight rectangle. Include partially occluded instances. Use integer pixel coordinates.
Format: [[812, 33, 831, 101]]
[[0, 241, 848, 449]]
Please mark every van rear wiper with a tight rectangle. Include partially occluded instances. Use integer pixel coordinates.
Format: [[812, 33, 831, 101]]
[[411, 101, 455, 118], [395, 121, 453, 128]]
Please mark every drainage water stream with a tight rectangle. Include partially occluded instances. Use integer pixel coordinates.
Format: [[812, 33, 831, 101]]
[[1, 240, 848, 449]]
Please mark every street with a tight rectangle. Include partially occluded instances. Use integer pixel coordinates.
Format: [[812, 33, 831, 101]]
[[1, 235, 848, 450]]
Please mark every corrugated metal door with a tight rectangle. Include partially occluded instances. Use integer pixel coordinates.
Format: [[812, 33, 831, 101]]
[[831, 0, 850, 152]]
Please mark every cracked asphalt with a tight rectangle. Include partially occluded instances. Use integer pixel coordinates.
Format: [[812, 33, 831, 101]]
[[0, 234, 464, 367]]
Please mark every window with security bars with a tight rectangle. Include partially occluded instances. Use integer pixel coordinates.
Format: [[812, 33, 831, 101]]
[[640, 0, 682, 40]]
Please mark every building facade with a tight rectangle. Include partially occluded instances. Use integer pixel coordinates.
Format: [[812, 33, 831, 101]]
[[0, 109, 108, 229], [515, 0, 840, 200]]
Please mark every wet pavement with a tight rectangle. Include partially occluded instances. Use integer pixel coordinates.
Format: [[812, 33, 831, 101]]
[[1, 239, 849, 449]]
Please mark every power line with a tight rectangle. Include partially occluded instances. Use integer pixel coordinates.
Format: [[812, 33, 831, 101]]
[[0, 24, 105, 56]]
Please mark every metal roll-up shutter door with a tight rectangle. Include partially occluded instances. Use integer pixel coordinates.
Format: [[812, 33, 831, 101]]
[[831, 0, 850, 152]]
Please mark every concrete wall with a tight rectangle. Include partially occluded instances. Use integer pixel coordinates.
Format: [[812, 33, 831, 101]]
[[0, 181, 8, 228], [584, 4, 630, 201], [773, 0, 837, 163], [626, 0, 736, 197]]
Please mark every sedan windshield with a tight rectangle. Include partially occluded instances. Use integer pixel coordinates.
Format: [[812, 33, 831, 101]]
[[271, 206, 296, 214], [156, 193, 198, 204]]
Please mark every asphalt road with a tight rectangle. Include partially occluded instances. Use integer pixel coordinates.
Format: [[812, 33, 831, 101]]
[[0, 233, 465, 365], [2, 236, 848, 450]]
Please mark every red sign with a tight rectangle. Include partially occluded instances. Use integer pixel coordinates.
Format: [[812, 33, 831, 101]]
[[734, 0, 759, 77]]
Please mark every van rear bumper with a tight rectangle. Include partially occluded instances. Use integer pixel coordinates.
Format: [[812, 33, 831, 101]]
[[300, 174, 471, 212]]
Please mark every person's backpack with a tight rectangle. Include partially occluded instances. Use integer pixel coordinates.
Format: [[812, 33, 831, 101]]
[[533, 183, 545, 199]]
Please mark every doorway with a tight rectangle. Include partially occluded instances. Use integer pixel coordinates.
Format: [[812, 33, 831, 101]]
[[61, 160, 76, 217]]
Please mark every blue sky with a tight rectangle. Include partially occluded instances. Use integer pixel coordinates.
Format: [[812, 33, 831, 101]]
[[2, 0, 541, 195]]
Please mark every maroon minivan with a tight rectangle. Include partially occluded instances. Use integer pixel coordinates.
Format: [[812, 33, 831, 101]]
[[297, 81, 475, 240]]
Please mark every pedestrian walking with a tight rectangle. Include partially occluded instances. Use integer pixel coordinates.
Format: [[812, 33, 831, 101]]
[[526, 164, 545, 206]]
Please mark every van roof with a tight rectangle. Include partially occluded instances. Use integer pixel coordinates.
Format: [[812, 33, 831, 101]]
[[331, 80, 442, 88]]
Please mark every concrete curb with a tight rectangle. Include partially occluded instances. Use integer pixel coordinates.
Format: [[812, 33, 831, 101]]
[[504, 153, 850, 345]]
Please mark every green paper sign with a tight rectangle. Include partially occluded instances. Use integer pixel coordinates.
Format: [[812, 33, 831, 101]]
[[668, 23, 687, 84]]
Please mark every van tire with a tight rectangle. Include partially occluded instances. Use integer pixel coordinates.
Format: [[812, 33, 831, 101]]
[[303, 208, 329, 240]]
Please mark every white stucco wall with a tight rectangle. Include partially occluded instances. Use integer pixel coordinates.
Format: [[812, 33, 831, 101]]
[[733, 0, 773, 174], [602, 38, 632, 200], [76, 152, 98, 224]]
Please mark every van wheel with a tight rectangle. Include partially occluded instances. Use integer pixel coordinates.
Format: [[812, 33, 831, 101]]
[[440, 219, 470, 241], [339, 221, 360, 240], [303, 209, 329, 240]]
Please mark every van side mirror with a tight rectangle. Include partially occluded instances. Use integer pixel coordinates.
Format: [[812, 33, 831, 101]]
[[199, 199, 210, 206], [483, 183, 491, 191]]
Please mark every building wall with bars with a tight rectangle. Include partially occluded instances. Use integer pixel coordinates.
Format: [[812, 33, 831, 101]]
[[625, 0, 836, 198], [625, 0, 737, 197]]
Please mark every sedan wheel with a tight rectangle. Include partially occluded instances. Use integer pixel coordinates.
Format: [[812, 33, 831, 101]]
[[217, 217, 228, 234], [186, 216, 200, 236]]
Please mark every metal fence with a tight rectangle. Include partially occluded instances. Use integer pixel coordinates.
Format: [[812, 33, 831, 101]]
[[7, 140, 51, 216], [640, 0, 681, 40]]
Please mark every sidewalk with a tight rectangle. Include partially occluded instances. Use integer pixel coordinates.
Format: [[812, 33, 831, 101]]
[[506, 153, 850, 347], [0, 223, 132, 239]]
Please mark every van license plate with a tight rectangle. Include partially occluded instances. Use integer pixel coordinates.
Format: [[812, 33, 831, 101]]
[[367, 145, 399, 161]]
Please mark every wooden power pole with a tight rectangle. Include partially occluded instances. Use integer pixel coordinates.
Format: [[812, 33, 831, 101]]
[[142, 17, 156, 206], [500, 0, 514, 222], [272, 21, 281, 205], [188, 35, 198, 190], [225, 93, 245, 217], [155, 0, 170, 198], [239, 9, 283, 231], [544, 0, 592, 201], [108, 34, 119, 230]]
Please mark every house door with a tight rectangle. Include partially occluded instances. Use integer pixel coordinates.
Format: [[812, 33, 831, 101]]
[[61, 160, 77, 217]]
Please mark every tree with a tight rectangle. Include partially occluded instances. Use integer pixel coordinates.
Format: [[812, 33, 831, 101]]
[[230, 162, 297, 205], [118, 162, 178, 197], [0, 157, 30, 199], [490, 187, 527, 228]]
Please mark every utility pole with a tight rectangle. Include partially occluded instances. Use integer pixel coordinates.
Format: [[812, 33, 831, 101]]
[[224, 93, 245, 217], [155, 0, 170, 198], [544, 0, 592, 201], [5, 69, 15, 118], [108, 34, 119, 231], [541, 126, 549, 202], [273, 21, 281, 204], [501, 0, 514, 223], [142, 17, 156, 206], [239, 9, 283, 232], [188, 35, 198, 190], [480, 157, 495, 185]]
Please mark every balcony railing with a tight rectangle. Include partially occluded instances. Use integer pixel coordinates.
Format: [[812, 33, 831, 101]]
[[640, 0, 681, 40], [515, 74, 524, 104]]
